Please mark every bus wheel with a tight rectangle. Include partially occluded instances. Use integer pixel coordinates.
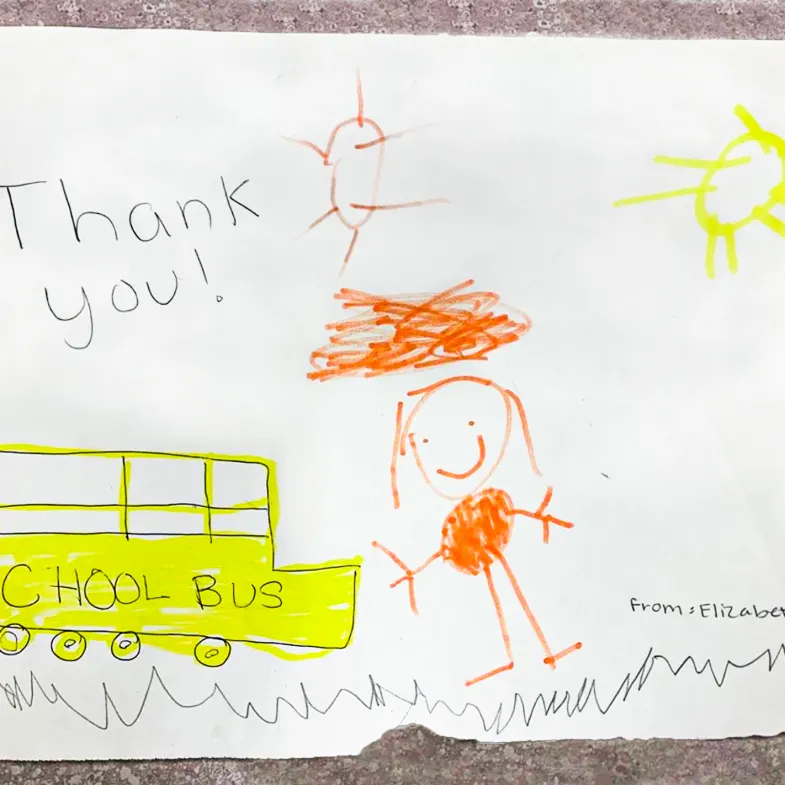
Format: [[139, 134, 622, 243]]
[[0, 624, 30, 656], [110, 632, 141, 661], [51, 631, 87, 662], [194, 637, 231, 667]]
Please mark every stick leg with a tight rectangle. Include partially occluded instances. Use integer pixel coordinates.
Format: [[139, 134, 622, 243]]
[[725, 232, 739, 275], [465, 566, 514, 687], [356, 70, 364, 128], [496, 551, 582, 669], [705, 233, 717, 279]]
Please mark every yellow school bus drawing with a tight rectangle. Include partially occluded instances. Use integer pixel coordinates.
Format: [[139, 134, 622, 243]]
[[0, 445, 361, 667]]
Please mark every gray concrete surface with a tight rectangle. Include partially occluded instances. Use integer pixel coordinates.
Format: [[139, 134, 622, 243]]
[[2, 728, 785, 784], [1, 1, 784, 781]]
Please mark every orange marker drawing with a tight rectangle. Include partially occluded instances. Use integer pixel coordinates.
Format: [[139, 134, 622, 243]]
[[373, 375, 582, 687], [285, 71, 449, 274], [308, 279, 532, 381]]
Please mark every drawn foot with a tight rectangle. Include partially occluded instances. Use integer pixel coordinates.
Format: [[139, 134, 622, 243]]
[[465, 661, 514, 687], [543, 641, 582, 668]]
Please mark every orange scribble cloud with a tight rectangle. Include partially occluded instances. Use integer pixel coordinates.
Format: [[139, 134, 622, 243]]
[[307, 279, 532, 381]]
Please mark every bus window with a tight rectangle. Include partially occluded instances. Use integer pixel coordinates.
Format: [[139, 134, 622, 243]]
[[0, 452, 120, 508], [126, 456, 205, 507], [127, 509, 205, 535], [0, 508, 120, 534], [211, 460, 269, 510], [210, 508, 270, 536]]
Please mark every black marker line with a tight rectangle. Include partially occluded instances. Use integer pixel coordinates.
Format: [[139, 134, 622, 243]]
[[3, 181, 46, 250], [194, 249, 209, 285], [1, 645, 784, 734], [146, 272, 179, 306], [0, 449, 270, 465], [121, 456, 129, 539], [7, 626, 350, 650], [43, 287, 94, 351], [0, 532, 272, 539], [0, 503, 268, 511]]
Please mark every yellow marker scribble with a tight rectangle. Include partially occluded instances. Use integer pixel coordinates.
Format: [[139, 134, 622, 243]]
[[0, 445, 361, 666], [613, 105, 785, 279]]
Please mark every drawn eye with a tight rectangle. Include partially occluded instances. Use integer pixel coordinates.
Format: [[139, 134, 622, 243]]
[[422, 437, 429, 444], [468, 420, 475, 427]]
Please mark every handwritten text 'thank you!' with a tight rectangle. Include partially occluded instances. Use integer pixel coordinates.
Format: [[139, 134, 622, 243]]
[[1, 177, 260, 350]]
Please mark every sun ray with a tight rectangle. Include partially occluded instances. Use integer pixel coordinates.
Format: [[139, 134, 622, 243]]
[[282, 136, 329, 161], [356, 70, 364, 128], [753, 206, 785, 239], [354, 124, 434, 151], [349, 198, 450, 211], [303, 207, 339, 236], [613, 185, 717, 208], [705, 234, 717, 280], [341, 229, 360, 275], [771, 182, 785, 203], [735, 105, 763, 135], [653, 155, 751, 170], [725, 232, 739, 274], [735, 104, 771, 152]]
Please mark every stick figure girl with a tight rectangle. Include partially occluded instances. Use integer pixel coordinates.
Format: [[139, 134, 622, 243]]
[[372, 374, 582, 687]]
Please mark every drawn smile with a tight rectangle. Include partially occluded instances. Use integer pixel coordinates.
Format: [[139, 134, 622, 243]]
[[437, 435, 486, 480]]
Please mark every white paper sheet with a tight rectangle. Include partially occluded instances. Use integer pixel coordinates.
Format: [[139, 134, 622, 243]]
[[0, 26, 783, 759]]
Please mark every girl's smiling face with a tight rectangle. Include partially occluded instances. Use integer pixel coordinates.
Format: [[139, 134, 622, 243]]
[[403, 378, 512, 500]]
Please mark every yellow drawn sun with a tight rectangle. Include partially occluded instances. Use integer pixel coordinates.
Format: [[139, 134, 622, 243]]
[[614, 105, 785, 279]]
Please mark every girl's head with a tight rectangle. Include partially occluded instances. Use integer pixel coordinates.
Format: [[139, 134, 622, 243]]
[[391, 375, 541, 506]]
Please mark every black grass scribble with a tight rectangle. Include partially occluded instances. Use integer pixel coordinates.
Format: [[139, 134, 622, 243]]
[[0, 644, 783, 738]]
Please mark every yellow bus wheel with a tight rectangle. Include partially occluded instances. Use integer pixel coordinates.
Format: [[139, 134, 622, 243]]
[[51, 631, 87, 662], [110, 632, 141, 662], [194, 637, 231, 667], [0, 624, 30, 656]]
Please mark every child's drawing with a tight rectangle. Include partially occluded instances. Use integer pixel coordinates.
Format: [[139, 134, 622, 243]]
[[372, 375, 582, 687], [307, 279, 532, 381], [614, 104, 785, 279], [0, 445, 360, 666], [284, 71, 449, 274], [306, 281, 581, 687]]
